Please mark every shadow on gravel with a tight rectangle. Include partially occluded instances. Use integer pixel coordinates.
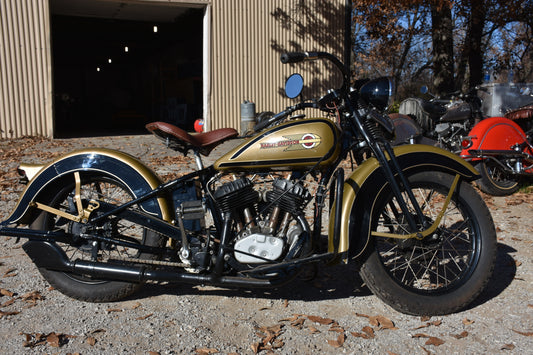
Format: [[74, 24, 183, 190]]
[[466, 242, 517, 310], [131, 242, 516, 308], [134, 262, 373, 303]]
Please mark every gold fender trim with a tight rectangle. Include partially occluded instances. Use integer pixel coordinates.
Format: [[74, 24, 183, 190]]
[[329, 144, 480, 258]]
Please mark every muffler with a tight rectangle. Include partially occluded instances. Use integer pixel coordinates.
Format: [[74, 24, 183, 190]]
[[21, 241, 289, 287]]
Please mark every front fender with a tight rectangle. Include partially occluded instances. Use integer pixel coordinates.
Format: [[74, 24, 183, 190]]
[[330, 144, 479, 259], [1, 148, 173, 226]]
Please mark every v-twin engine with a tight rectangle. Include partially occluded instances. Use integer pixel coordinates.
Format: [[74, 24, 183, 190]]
[[214, 177, 310, 264]]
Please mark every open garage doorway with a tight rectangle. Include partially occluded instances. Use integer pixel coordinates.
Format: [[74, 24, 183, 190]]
[[50, 0, 204, 138]]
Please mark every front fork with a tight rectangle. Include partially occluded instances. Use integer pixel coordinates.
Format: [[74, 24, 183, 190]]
[[376, 141, 428, 234]]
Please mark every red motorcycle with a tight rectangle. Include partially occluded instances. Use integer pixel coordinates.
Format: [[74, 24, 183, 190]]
[[461, 103, 533, 195], [397, 84, 533, 195]]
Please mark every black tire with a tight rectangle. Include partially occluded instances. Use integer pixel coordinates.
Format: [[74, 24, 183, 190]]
[[475, 160, 520, 196], [360, 171, 497, 316], [30, 174, 165, 302]]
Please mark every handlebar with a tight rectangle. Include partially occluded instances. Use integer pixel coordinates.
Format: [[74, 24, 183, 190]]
[[253, 51, 348, 132], [280, 51, 349, 82]]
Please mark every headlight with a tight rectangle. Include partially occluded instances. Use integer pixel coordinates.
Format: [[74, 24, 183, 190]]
[[359, 77, 394, 111]]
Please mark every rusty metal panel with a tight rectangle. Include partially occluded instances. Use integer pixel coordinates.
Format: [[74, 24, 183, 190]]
[[0, 0, 53, 138], [209, 0, 346, 131]]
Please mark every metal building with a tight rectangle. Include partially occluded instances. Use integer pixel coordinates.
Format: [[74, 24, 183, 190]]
[[0, 0, 348, 138]]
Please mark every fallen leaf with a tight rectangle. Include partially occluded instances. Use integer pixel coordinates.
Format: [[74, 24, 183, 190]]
[[86, 336, 97, 346], [136, 313, 153, 320], [501, 343, 515, 350], [0, 298, 16, 307], [420, 346, 433, 355], [0, 288, 15, 297], [387, 351, 401, 355], [272, 339, 284, 349], [106, 308, 123, 313], [413, 320, 442, 330], [46, 333, 60, 347], [290, 317, 305, 329], [412, 333, 431, 338], [307, 315, 334, 325], [283, 299, 289, 308], [308, 326, 320, 334], [251, 342, 261, 354], [329, 325, 345, 333], [132, 302, 142, 309], [195, 348, 218, 354], [3, 268, 17, 277], [425, 337, 445, 346], [327, 333, 345, 348], [462, 318, 475, 325], [369, 315, 397, 330], [0, 310, 20, 318], [512, 329, 533, 336], [451, 331, 469, 339]]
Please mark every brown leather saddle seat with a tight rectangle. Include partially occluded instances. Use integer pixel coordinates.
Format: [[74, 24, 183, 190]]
[[146, 121, 239, 156]]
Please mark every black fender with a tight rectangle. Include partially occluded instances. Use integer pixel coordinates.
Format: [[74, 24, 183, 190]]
[[1, 148, 173, 226], [329, 144, 480, 259]]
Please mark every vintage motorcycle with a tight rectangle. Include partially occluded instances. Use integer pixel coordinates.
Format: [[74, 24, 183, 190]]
[[0, 52, 497, 316], [398, 86, 533, 195]]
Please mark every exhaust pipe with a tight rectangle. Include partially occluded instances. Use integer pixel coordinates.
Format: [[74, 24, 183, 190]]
[[22, 241, 292, 287]]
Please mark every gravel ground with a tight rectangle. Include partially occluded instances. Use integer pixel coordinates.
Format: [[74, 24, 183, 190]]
[[0, 135, 532, 355]]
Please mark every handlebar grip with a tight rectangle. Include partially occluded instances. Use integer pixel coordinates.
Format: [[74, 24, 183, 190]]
[[280, 52, 318, 64]]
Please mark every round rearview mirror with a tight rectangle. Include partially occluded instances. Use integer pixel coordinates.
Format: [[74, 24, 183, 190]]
[[285, 74, 304, 99], [420, 86, 429, 94]]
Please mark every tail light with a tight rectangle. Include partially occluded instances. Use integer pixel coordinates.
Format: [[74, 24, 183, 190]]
[[461, 137, 473, 149]]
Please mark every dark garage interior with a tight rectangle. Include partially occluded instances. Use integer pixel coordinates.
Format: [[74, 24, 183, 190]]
[[51, 3, 203, 138]]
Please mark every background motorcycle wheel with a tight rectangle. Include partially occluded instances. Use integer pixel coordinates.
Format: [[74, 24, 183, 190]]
[[30, 174, 166, 302], [475, 161, 520, 196], [360, 171, 496, 316]]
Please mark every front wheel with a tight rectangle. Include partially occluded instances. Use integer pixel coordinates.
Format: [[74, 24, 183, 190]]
[[360, 172, 497, 316], [475, 160, 520, 196]]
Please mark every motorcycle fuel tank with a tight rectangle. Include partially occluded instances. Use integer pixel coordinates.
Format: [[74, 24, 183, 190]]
[[214, 118, 341, 171]]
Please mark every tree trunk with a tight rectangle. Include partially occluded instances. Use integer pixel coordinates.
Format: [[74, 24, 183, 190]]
[[467, 0, 487, 87], [431, 2, 454, 95]]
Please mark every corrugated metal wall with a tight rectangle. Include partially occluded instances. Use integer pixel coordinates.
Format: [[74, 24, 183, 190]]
[[210, 0, 346, 131], [0, 0, 345, 138], [0, 0, 53, 138]]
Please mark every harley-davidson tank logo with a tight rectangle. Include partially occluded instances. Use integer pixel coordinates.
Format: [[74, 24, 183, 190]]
[[260, 133, 322, 151]]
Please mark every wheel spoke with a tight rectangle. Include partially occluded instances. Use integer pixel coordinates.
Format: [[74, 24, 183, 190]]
[[375, 181, 479, 293]]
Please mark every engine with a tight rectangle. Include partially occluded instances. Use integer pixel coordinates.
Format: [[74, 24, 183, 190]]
[[213, 177, 310, 264]]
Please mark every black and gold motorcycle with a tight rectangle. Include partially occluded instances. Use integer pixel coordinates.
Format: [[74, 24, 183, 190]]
[[0, 52, 496, 316]]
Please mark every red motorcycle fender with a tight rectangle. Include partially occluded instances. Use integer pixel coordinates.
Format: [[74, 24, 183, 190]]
[[460, 116, 528, 161], [330, 144, 480, 260], [1, 148, 173, 226]]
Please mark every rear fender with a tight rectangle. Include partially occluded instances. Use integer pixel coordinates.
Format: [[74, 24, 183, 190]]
[[330, 144, 480, 259], [1, 149, 173, 226], [461, 116, 528, 160]]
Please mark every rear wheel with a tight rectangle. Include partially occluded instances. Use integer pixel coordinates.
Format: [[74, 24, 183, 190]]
[[30, 174, 165, 302], [360, 172, 497, 315], [475, 160, 520, 196]]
